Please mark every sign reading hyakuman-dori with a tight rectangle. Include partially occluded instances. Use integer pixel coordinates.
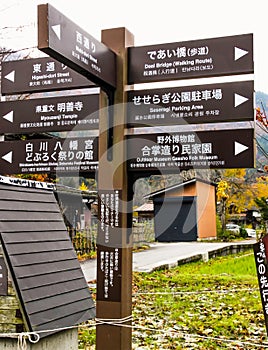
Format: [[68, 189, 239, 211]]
[[38, 3, 116, 90], [1, 57, 94, 95], [127, 128, 254, 171], [127, 80, 254, 127], [0, 137, 98, 175], [0, 94, 99, 134], [128, 33, 253, 84]]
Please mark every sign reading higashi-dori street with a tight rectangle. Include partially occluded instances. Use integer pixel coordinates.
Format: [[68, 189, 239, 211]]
[[1, 57, 95, 95]]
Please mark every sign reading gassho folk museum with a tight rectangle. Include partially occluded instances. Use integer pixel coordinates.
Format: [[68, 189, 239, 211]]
[[127, 80, 254, 127], [128, 33, 253, 84], [38, 3, 116, 90], [127, 128, 254, 171], [1, 57, 94, 95], [0, 137, 98, 175], [0, 94, 99, 133]]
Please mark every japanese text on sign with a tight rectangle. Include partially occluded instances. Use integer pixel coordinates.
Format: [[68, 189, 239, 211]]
[[144, 45, 212, 78], [31, 60, 75, 87], [72, 31, 101, 74], [132, 88, 222, 106], [254, 238, 268, 335]]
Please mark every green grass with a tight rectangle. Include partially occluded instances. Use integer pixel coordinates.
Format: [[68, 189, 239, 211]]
[[79, 250, 268, 349]]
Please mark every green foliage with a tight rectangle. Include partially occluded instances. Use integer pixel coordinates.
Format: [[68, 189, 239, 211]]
[[255, 197, 268, 221]]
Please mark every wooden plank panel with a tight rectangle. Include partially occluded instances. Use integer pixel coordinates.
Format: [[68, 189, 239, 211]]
[[0, 200, 60, 212], [1, 231, 69, 243], [32, 309, 95, 331], [26, 288, 93, 314], [6, 240, 73, 255], [0, 183, 54, 194], [0, 221, 66, 232], [0, 211, 63, 222], [22, 278, 87, 302], [0, 189, 56, 203], [29, 299, 94, 327], [8, 249, 76, 267], [0, 182, 95, 336], [19, 268, 85, 290], [14, 260, 79, 278]]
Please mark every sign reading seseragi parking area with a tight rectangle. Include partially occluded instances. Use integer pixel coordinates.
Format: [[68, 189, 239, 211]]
[[0, 137, 98, 175], [127, 128, 254, 171], [127, 80, 254, 127], [128, 33, 253, 84], [0, 94, 99, 133]]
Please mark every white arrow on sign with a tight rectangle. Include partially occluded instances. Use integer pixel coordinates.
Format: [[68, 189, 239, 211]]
[[234, 141, 249, 156], [52, 24, 61, 40], [234, 93, 249, 108], [4, 70, 15, 82], [234, 47, 249, 61], [2, 111, 14, 123], [2, 151, 13, 163]]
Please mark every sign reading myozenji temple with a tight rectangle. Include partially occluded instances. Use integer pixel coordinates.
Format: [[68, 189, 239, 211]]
[[1, 57, 94, 95], [0, 93, 99, 133], [127, 80, 254, 127], [0, 137, 98, 174], [38, 3, 116, 90], [127, 128, 254, 171], [128, 33, 253, 84]]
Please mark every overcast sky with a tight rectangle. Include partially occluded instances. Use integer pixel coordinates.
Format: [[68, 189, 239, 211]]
[[0, 0, 267, 94]]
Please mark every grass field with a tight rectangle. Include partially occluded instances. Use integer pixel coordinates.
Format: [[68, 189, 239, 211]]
[[79, 250, 268, 349]]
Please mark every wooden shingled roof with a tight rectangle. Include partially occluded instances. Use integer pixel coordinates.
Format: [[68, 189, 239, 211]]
[[0, 179, 95, 337]]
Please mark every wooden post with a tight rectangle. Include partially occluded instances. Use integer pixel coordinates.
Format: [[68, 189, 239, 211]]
[[96, 28, 134, 350]]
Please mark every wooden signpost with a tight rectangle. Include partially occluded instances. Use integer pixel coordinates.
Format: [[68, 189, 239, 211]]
[[0, 2, 256, 349], [38, 6, 134, 350]]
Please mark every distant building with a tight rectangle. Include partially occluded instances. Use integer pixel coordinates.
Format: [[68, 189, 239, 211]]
[[134, 201, 154, 223], [145, 178, 217, 242]]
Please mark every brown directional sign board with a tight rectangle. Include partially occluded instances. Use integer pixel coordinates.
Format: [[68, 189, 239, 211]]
[[0, 94, 99, 133], [128, 33, 253, 84], [0, 137, 98, 175], [127, 80, 254, 127], [1, 57, 94, 95], [38, 3, 116, 90], [127, 128, 254, 171]]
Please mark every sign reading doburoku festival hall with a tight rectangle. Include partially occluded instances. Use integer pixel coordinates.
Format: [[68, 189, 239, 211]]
[[0, 137, 98, 175], [1, 57, 94, 95], [127, 128, 254, 171], [127, 80, 254, 127], [0, 94, 99, 133], [38, 3, 116, 90], [128, 33, 253, 84]]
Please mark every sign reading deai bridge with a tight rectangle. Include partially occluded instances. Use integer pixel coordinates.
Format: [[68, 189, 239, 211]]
[[128, 33, 253, 84]]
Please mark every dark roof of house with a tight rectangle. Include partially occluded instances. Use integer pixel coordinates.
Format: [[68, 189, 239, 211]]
[[0, 178, 95, 337], [144, 177, 216, 199]]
